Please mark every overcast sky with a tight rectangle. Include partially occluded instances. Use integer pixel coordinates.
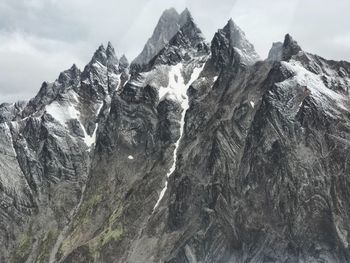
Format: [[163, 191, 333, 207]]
[[1, 0, 349, 102]]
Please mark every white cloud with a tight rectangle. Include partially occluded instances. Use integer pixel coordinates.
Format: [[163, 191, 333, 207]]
[[0, 0, 349, 102], [0, 31, 86, 101], [331, 35, 350, 48]]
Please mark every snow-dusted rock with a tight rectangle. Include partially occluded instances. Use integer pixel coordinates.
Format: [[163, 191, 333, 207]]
[[1, 7, 350, 263]]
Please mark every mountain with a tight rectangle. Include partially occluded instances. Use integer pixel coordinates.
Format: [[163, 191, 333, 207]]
[[131, 8, 195, 68], [211, 18, 260, 68], [1, 7, 350, 263]]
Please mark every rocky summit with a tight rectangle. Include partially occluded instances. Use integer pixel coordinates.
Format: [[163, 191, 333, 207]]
[[1, 7, 350, 263]]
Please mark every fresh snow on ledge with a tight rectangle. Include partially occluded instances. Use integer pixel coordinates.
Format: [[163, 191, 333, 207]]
[[279, 60, 347, 112]]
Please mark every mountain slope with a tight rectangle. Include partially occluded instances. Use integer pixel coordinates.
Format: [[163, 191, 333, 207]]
[[1, 8, 350, 263], [0, 41, 129, 263]]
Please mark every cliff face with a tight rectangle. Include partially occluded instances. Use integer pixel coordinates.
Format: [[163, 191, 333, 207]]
[[1, 8, 350, 263], [131, 8, 194, 67]]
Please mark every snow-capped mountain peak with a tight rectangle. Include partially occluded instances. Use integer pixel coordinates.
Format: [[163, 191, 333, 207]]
[[211, 19, 260, 68], [132, 8, 196, 67], [1, 7, 350, 263]]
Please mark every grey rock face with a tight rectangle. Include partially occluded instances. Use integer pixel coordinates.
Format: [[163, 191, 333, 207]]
[[131, 8, 194, 67], [267, 42, 283, 61], [119, 54, 129, 70], [268, 34, 302, 62], [1, 7, 350, 263], [146, 15, 208, 70], [211, 19, 260, 69], [0, 101, 27, 123]]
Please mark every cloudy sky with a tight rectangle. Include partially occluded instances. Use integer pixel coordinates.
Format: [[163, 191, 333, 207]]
[[1, 0, 349, 102]]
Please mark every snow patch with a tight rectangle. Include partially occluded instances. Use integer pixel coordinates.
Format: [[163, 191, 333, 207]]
[[83, 102, 103, 150], [128, 155, 134, 160], [159, 63, 188, 107], [279, 60, 347, 111], [250, 101, 255, 108], [45, 91, 103, 151], [46, 101, 79, 127], [233, 47, 259, 65], [82, 124, 98, 148], [116, 74, 122, 90]]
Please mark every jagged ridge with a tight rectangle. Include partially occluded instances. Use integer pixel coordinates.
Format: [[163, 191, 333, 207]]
[[0, 7, 350, 263]]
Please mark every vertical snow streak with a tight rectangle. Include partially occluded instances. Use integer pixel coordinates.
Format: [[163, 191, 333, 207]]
[[82, 102, 104, 151], [153, 63, 205, 210]]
